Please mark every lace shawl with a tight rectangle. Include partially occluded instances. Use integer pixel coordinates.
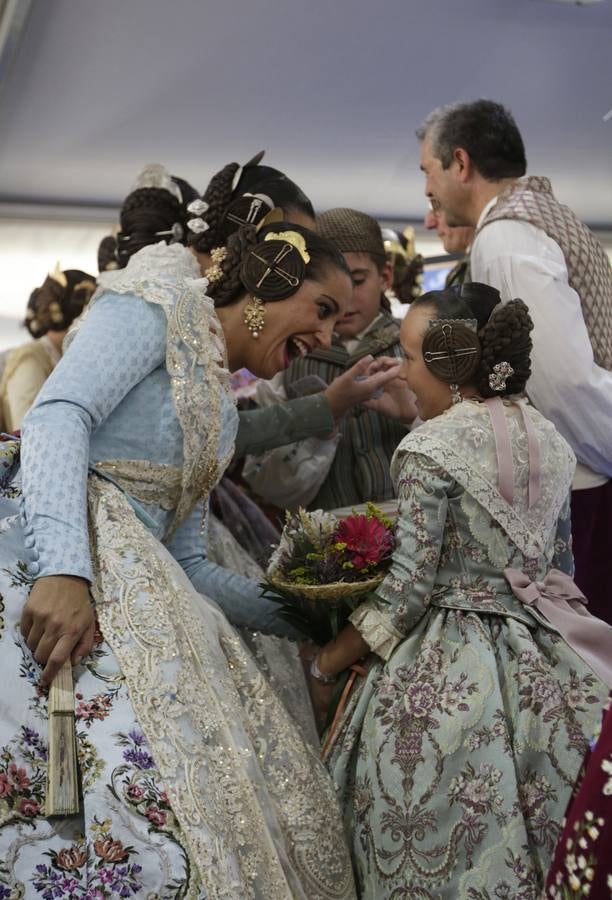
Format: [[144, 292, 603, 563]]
[[393, 400, 575, 560], [69, 242, 236, 532]]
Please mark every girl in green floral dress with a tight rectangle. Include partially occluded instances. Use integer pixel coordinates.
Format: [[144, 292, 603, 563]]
[[310, 283, 612, 899]]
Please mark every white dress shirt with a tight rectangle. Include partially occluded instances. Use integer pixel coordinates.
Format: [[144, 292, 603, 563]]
[[471, 197, 611, 487]]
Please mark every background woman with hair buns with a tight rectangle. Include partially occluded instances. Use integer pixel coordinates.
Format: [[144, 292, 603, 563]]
[[0, 266, 96, 431], [0, 161, 392, 897], [308, 282, 612, 898]]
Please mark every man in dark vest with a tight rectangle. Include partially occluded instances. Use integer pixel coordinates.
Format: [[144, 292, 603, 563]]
[[244, 208, 412, 512], [417, 98, 612, 622]]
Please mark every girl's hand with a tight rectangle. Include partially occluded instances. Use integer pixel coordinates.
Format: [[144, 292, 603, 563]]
[[21, 575, 96, 685], [308, 678, 336, 735]]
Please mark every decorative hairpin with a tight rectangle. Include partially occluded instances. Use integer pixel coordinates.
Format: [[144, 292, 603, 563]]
[[231, 150, 266, 192], [186, 198, 210, 234], [489, 361, 514, 392], [422, 318, 482, 385], [204, 246, 228, 283], [241, 236, 307, 301], [225, 192, 274, 230], [49, 262, 68, 288], [264, 230, 310, 264], [155, 222, 184, 242], [187, 199, 209, 217], [251, 243, 301, 289], [187, 218, 210, 234]]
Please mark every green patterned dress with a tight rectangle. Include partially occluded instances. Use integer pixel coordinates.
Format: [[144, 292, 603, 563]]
[[327, 399, 608, 899]]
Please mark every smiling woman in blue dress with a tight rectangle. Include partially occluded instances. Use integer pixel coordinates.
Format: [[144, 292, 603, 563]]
[[0, 162, 389, 899]]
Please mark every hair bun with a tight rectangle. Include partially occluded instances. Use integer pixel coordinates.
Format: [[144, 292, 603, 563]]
[[240, 238, 305, 300], [422, 319, 482, 384], [221, 193, 274, 239]]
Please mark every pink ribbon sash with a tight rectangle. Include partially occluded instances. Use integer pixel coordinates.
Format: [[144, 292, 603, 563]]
[[485, 398, 541, 510], [505, 567, 612, 688]]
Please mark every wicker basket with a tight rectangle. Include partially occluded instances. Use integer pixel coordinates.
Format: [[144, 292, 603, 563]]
[[267, 574, 384, 604]]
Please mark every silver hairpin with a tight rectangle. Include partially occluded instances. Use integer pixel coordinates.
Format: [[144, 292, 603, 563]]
[[155, 222, 184, 242], [489, 361, 514, 392], [187, 218, 210, 234], [186, 199, 209, 216]]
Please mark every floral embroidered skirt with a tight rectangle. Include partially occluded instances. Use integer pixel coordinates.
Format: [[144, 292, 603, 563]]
[[326, 606, 607, 900], [0, 445, 355, 900]]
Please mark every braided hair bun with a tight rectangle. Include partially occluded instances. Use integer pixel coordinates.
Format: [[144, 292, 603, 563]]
[[97, 234, 119, 273], [208, 222, 349, 309], [476, 298, 533, 397], [187, 155, 315, 254], [25, 269, 96, 337], [116, 186, 188, 266], [208, 225, 260, 308]]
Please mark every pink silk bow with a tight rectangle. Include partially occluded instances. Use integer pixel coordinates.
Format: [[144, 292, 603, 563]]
[[505, 568, 612, 688]]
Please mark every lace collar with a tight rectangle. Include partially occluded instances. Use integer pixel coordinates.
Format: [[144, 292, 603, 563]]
[[74, 243, 236, 532], [394, 399, 575, 559]]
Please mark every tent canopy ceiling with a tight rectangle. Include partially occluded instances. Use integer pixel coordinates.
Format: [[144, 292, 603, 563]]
[[0, 0, 611, 225]]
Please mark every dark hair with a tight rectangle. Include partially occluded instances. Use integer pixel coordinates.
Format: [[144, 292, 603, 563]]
[[210, 222, 349, 308], [116, 179, 195, 266], [25, 270, 97, 338], [97, 234, 119, 273], [416, 100, 527, 181], [412, 283, 533, 397], [187, 162, 315, 254]]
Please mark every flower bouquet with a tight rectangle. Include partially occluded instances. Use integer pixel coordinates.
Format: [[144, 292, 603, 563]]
[[264, 503, 396, 644]]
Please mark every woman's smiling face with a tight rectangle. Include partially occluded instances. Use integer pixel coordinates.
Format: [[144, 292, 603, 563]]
[[240, 265, 352, 380]]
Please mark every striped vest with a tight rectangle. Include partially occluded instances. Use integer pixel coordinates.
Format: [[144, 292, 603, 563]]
[[479, 176, 612, 370], [282, 312, 407, 510]]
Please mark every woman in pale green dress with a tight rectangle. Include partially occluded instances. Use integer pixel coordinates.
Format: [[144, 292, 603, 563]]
[[309, 283, 612, 899]]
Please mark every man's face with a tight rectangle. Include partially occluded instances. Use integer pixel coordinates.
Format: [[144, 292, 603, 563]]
[[420, 135, 470, 227], [424, 205, 474, 255]]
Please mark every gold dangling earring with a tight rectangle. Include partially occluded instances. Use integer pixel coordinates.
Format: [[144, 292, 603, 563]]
[[450, 382, 463, 405], [243, 296, 265, 339]]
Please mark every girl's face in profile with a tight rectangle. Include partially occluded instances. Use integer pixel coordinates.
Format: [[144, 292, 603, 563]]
[[399, 304, 457, 420]]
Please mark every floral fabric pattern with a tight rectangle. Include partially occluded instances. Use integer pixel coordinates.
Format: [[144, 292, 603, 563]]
[[327, 403, 607, 899], [0, 451, 355, 899]]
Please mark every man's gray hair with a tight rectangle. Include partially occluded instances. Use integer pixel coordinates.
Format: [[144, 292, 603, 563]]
[[415, 99, 527, 180], [415, 103, 463, 169]]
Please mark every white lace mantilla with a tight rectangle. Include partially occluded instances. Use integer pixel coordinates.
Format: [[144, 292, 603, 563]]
[[393, 400, 575, 560], [73, 242, 236, 532]]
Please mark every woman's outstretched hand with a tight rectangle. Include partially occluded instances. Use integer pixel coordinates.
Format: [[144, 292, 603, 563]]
[[21, 575, 96, 686], [362, 356, 418, 424], [324, 355, 403, 423]]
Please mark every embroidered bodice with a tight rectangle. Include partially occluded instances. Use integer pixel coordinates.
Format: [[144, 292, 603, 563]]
[[18, 244, 297, 637], [351, 400, 577, 659]]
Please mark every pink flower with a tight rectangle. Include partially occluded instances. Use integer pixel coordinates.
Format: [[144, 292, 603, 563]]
[[8, 764, 30, 790], [0, 773, 12, 797], [18, 796, 39, 817], [126, 784, 145, 801], [145, 804, 167, 826], [335, 515, 393, 569], [159, 791, 169, 805], [76, 700, 95, 720]]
